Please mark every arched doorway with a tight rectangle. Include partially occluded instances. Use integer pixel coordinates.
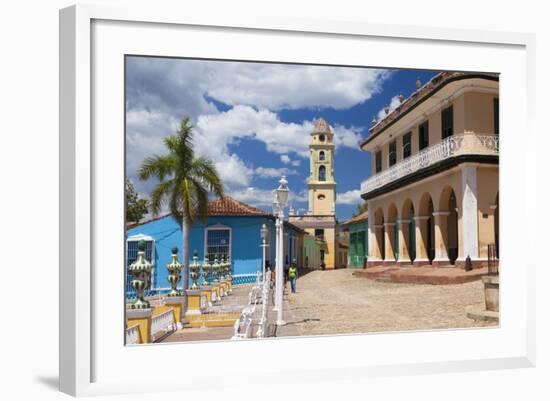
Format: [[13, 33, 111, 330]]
[[387, 203, 398, 261], [418, 192, 435, 263], [439, 186, 459, 264], [401, 199, 416, 263]]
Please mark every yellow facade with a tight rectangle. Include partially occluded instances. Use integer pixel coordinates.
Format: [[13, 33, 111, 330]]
[[361, 73, 499, 269]]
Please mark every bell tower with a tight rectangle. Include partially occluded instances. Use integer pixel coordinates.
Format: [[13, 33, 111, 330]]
[[308, 117, 336, 215]]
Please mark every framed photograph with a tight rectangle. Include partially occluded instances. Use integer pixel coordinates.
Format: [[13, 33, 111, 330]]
[[60, 4, 536, 397]]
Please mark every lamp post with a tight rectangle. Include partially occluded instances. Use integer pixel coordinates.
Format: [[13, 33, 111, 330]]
[[272, 175, 289, 326], [260, 223, 268, 285]]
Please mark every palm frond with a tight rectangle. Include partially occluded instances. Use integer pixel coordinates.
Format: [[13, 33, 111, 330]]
[[138, 154, 177, 182], [188, 177, 210, 222], [149, 179, 174, 216], [189, 157, 224, 198]]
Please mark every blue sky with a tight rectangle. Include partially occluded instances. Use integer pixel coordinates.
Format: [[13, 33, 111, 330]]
[[125, 56, 438, 221]]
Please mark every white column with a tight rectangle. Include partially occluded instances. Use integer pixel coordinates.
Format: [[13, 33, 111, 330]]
[[276, 213, 285, 326], [367, 202, 380, 262], [433, 211, 450, 265], [461, 163, 479, 260], [397, 220, 410, 263], [273, 219, 281, 312]]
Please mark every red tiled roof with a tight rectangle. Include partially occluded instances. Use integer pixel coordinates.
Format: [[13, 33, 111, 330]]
[[312, 117, 332, 134], [207, 196, 272, 217], [361, 71, 499, 147], [342, 209, 368, 226]]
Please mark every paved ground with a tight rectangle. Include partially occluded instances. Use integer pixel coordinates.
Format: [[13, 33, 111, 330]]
[[282, 268, 497, 336]]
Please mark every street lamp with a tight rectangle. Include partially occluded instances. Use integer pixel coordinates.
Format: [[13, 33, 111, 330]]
[[273, 175, 289, 326], [260, 223, 268, 285]]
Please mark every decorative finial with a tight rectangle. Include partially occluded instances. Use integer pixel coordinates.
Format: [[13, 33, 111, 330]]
[[138, 239, 146, 252], [384, 106, 389, 115], [398, 94, 404, 103], [416, 78, 421, 89], [193, 249, 198, 257], [171, 246, 178, 255], [371, 115, 377, 125]]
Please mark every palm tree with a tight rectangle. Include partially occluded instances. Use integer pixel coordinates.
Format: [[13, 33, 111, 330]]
[[138, 117, 224, 290]]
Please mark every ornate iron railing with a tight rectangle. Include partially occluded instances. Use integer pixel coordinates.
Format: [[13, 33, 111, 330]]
[[361, 134, 499, 195]]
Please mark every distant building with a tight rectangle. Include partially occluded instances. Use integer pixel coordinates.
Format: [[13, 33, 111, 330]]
[[289, 117, 347, 269], [126, 196, 304, 295], [359, 72, 499, 268], [341, 210, 369, 269]]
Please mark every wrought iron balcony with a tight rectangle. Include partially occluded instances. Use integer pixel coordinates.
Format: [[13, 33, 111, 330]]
[[360, 134, 499, 196]]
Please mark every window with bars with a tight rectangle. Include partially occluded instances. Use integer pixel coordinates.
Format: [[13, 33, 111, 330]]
[[419, 121, 429, 150], [126, 239, 155, 293], [206, 228, 231, 262], [402, 132, 412, 159], [319, 151, 325, 161], [375, 151, 382, 173], [388, 141, 397, 166], [441, 105, 454, 139]]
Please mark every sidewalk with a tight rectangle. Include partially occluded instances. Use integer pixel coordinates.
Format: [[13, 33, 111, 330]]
[[353, 265, 489, 285]]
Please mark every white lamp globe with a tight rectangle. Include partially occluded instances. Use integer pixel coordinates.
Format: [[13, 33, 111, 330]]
[[276, 175, 289, 207]]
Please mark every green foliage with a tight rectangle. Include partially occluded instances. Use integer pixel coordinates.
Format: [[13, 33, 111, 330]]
[[353, 202, 368, 217], [138, 117, 224, 225], [125, 178, 149, 223]]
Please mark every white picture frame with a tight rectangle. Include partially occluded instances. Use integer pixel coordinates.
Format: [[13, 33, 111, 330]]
[[59, 4, 536, 397]]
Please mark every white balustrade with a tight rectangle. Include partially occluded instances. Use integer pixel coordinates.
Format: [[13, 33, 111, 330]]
[[361, 134, 499, 195], [125, 324, 141, 345], [151, 308, 175, 342], [232, 270, 272, 340]]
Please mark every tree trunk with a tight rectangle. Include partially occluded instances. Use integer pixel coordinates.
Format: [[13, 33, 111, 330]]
[[182, 216, 191, 291]]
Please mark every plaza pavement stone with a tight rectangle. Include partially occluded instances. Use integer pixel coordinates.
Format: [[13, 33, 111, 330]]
[[281, 268, 497, 337]]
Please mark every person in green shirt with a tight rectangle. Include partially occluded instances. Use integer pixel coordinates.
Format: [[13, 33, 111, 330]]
[[289, 259, 298, 293]]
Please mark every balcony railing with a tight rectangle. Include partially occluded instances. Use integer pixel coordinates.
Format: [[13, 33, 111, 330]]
[[361, 134, 499, 195]]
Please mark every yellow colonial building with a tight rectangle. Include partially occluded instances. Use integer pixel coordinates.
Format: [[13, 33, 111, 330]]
[[360, 72, 499, 269], [289, 118, 342, 269]]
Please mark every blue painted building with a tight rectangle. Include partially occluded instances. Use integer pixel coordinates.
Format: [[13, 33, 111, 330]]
[[125, 197, 303, 296]]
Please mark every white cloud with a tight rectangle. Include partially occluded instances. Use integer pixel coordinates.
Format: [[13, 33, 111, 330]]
[[205, 63, 392, 110], [254, 167, 298, 178], [214, 154, 254, 188], [333, 124, 364, 149], [377, 95, 402, 121], [194, 105, 364, 162], [195, 105, 312, 158], [227, 187, 308, 208], [291, 159, 301, 167], [336, 189, 362, 205]]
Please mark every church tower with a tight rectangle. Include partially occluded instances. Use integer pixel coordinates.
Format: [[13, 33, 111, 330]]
[[308, 117, 336, 216], [289, 117, 343, 270]]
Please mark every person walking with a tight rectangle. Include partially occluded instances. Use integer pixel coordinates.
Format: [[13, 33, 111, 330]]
[[289, 259, 298, 293]]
